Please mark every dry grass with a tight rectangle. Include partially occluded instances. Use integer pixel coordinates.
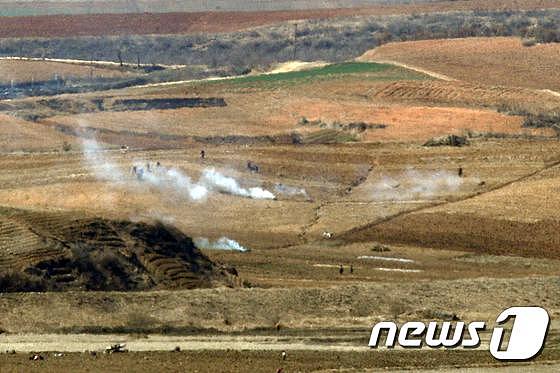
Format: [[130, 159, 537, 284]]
[[0, 113, 77, 152], [0, 275, 559, 333]]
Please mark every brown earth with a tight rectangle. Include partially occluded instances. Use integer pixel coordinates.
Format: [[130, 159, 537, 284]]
[[2, 0, 560, 17], [0, 59, 135, 84], [2, 349, 558, 373], [360, 37, 560, 91], [42, 103, 531, 144], [373, 80, 560, 115], [1, 138, 559, 273], [0, 1, 559, 38]]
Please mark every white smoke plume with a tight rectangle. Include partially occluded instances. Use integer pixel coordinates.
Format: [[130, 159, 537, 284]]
[[200, 168, 275, 200], [81, 137, 275, 201], [194, 237, 249, 252], [371, 169, 464, 201], [140, 164, 209, 201], [274, 183, 308, 198], [82, 137, 125, 182]]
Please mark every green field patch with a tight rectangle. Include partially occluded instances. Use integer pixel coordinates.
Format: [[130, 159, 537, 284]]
[[232, 62, 391, 85], [199, 62, 430, 89]]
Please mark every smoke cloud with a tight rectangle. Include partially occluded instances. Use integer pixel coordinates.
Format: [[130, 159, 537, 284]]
[[82, 138, 125, 182], [274, 183, 308, 198], [141, 165, 209, 201], [371, 169, 464, 201], [194, 237, 249, 252], [200, 168, 275, 200], [81, 137, 275, 201]]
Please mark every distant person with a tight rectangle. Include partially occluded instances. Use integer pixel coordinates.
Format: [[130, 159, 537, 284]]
[[339, 265, 344, 275], [458, 167, 463, 177], [200, 150, 206, 159], [247, 161, 259, 173]]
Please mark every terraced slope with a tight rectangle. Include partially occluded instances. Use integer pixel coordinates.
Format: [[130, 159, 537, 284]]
[[0, 207, 239, 291], [374, 80, 560, 114]]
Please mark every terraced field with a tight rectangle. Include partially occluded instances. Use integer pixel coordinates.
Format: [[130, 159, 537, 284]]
[[0, 206, 238, 290], [373, 80, 560, 115]]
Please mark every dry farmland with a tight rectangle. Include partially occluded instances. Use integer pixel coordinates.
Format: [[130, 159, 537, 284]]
[[0, 39, 559, 371], [360, 37, 560, 91]]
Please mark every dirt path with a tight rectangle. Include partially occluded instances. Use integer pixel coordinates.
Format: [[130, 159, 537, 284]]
[[360, 59, 456, 81], [363, 58, 560, 100], [541, 89, 560, 98], [0, 334, 372, 353]]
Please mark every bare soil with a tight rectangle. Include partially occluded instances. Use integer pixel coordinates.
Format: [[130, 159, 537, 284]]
[[360, 37, 560, 91]]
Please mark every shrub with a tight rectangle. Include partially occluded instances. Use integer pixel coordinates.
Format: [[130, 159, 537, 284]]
[[0, 271, 47, 292], [521, 37, 537, 47], [62, 141, 72, 152]]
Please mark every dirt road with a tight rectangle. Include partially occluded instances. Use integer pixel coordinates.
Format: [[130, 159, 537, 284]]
[[0, 333, 372, 353], [358, 59, 456, 81]]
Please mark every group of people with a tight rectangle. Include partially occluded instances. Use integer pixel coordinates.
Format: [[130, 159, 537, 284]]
[[129, 149, 261, 181], [131, 161, 161, 180]]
